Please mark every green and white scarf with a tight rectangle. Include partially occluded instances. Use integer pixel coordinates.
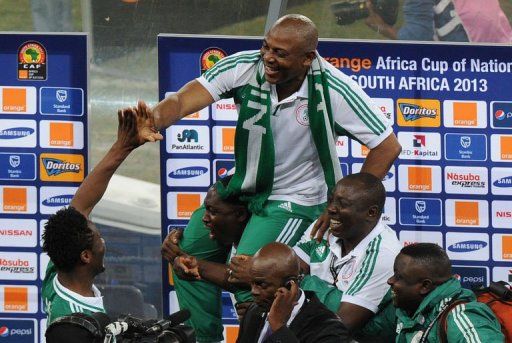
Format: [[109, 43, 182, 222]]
[[216, 53, 342, 214]]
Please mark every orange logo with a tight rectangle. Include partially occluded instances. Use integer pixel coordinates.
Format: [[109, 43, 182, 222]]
[[2, 88, 27, 112], [452, 102, 477, 126], [185, 112, 200, 119], [454, 201, 479, 226], [500, 136, 512, 160], [360, 145, 369, 157], [49, 122, 74, 147], [397, 99, 441, 127], [407, 166, 432, 191], [502, 236, 512, 260], [222, 127, 235, 153], [3, 187, 27, 212], [40, 153, 85, 182], [176, 194, 201, 218], [4, 287, 28, 311], [225, 326, 240, 343]]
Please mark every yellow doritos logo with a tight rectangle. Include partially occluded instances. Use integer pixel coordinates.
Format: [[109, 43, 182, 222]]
[[397, 99, 440, 127], [40, 153, 84, 182]]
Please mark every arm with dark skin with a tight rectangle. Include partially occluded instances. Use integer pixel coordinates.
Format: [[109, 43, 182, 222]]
[[70, 109, 160, 218]]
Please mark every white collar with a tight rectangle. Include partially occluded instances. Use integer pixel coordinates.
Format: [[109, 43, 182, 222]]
[[328, 220, 386, 261], [270, 77, 308, 106]]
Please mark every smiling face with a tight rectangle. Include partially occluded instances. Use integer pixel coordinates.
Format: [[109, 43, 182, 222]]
[[387, 253, 426, 315], [202, 188, 247, 247], [87, 222, 106, 276], [260, 16, 317, 96], [327, 181, 376, 240]]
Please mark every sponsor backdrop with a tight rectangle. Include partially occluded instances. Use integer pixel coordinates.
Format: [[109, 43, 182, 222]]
[[0, 33, 88, 342], [159, 36, 512, 338]]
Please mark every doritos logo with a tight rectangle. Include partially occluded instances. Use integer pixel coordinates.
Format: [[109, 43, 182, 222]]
[[222, 127, 235, 153], [502, 236, 512, 260], [49, 122, 74, 147], [1, 88, 26, 112], [2, 188, 27, 212], [4, 287, 28, 311], [407, 166, 432, 191], [453, 101, 477, 126], [176, 194, 201, 218], [500, 136, 512, 160], [455, 201, 479, 226], [397, 99, 440, 127], [40, 153, 84, 182]]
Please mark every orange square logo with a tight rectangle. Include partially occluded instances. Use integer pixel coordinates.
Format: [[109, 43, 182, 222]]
[[407, 166, 432, 191], [397, 99, 441, 127], [3, 187, 27, 212], [2, 88, 27, 112], [360, 145, 369, 157], [18, 70, 28, 79], [176, 194, 201, 218], [225, 326, 240, 343], [502, 236, 512, 260], [49, 122, 74, 147], [454, 201, 479, 226], [500, 136, 512, 160], [4, 287, 28, 311], [40, 153, 85, 182], [453, 102, 477, 126], [222, 128, 235, 153]]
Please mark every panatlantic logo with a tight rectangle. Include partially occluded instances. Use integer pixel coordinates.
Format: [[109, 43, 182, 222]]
[[177, 129, 198, 142], [169, 166, 207, 179], [42, 194, 73, 207], [0, 128, 34, 139], [448, 240, 487, 253]]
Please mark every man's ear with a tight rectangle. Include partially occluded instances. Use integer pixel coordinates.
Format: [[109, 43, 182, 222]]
[[236, 207, 250, 223], [80, 249, 92, 264], [303, 51, 316, 68], [419, 279, 434, 295], [368, 205, 379, 218]]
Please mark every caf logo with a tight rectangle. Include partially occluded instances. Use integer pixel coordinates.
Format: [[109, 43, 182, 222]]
[[200, 47, 227, 75]]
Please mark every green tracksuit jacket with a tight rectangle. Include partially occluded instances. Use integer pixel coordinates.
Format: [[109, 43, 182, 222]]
[[358, 278, 504, 343]]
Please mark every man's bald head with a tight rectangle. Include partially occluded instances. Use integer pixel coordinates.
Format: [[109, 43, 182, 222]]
[[252, 242, 300, 280], [270, 14, 318, 52]]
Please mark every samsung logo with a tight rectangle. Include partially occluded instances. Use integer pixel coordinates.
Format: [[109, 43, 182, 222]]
[[448, 240, 487, 252], [42, 194, 73, 206], [494, 176, 512, 188], [0, 127, 34, 139], [169, 166, 207, 179]]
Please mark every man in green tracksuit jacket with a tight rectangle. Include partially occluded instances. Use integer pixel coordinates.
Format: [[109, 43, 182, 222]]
[[357, 243, 504, 343]]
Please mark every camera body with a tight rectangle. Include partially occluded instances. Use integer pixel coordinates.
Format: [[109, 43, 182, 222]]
[[330, 0, 399, 26]]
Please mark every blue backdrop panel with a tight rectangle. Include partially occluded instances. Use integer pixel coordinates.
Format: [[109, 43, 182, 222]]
[[158, 35, 512, 327], [0, 33, 88, 342]]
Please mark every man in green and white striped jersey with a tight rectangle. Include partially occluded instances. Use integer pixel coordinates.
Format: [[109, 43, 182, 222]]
[[294, 173, 401, 333]]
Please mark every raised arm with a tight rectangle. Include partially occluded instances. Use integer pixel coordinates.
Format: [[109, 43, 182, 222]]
[[70, 108, 156, 217], [360, 133, 401, 179]]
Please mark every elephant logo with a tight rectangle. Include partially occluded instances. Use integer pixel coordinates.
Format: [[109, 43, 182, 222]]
[[177, 129, 199, 142]]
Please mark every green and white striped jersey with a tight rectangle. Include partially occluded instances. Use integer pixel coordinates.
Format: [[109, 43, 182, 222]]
[[42, 261, 105, 326], [294, 220, 401, 313], [198, 50, 392, 206]]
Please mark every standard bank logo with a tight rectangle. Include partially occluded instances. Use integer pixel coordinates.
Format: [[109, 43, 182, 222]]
[[39, 153, 84, 182], [40, 87, 84, 116], [452, 266, 488, 289], [397, 99, 440, 127], [0, 153, 36, 181], [166, 159, 210, 187], [0, 319, 35, 342], [167, 126, 209, 154], [491, 101, 512, 129], [399, 198, 442, 226], [444, 133, 487, 161], [0, 120, 36, 148], [491, 168, 512, 195], [446, 232, 489, 261]]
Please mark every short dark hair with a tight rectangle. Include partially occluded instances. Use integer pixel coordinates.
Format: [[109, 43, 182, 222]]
[[341, 172, 386, 214], [215, 175, 248, 207], [400, 243, 452, 281], [42, 207, 94, 272]]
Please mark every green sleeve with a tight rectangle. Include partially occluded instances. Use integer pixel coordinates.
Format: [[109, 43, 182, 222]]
[[300, 275, 343, 312], [445, 303, 505, 343], [356, 293, 397, 340]]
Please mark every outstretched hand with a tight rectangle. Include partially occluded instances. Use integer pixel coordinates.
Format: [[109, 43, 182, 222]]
[[132, 100, 164, 144], [116, 108, 148, 150], [228, 255, 253, 286]]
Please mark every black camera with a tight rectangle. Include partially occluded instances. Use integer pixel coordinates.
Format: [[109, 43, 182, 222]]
[[330, 0, 399, 26]]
